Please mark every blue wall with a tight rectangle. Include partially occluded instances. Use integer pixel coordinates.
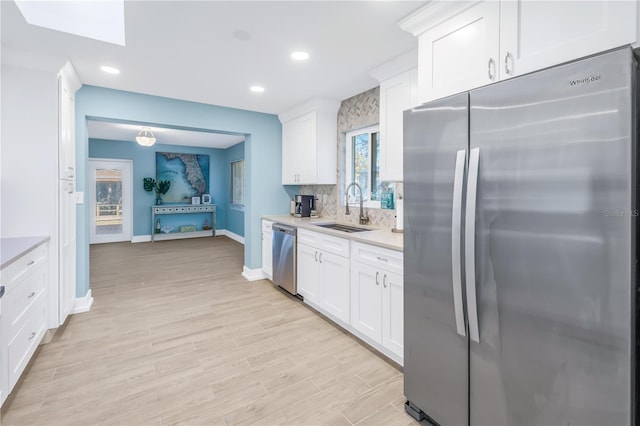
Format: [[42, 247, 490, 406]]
[[89, 139, 231, 236], [224, 142, 245, 237], [75, 86, 290, 298]]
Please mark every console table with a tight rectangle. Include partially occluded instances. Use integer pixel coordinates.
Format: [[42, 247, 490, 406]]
[[151, 204, 216, 242]]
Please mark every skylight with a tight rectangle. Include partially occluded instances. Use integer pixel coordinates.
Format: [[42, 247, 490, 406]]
[[14, 0, 126, 46]]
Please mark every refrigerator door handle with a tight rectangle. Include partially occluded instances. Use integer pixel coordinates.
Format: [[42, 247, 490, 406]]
[[451, 149, 467, 337], [465, 147, 481, 343]]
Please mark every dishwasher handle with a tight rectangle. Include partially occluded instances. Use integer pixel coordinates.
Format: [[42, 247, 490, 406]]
[[272, 223, 297, 235]]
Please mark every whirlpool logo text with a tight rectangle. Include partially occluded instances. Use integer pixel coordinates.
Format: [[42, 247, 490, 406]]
[[569, 74, 601, 86]]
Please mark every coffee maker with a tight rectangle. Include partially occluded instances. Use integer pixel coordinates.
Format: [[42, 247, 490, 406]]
[[294, 195, 315, 218]]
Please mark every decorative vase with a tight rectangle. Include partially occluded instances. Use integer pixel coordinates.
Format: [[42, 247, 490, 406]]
[[155, 195, 163, 205]]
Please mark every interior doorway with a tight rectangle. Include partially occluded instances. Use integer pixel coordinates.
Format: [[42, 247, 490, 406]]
[[89, 158, 133, 244]]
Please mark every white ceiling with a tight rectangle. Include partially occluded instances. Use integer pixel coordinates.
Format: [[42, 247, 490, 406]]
[[87, 120, 245, 149], [1, 1, 423, 115]]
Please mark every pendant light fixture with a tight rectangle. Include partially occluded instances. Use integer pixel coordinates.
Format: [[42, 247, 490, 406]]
[[136, 127, 156, 146]]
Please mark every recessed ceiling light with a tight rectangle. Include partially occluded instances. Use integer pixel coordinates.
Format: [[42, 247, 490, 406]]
[[250, 86, 265, 93], [101, 66, 120, 74], [291, 51, 310, 61]]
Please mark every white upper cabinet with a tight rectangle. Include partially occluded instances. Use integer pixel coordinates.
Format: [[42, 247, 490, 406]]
[[370, 51, 419, 182], [58, 61, 81, 180], [400, 0, 639, 103], [279, 98, 339, 185], [417, 1, 500, 103], [500, 1, 638, 80]]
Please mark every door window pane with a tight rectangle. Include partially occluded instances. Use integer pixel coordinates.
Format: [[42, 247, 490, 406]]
[[95, 168, 123, 235], [231, 160, 244, 205]]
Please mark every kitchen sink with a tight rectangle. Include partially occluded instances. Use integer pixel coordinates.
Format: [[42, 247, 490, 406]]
[[314, 223, 370, 233]]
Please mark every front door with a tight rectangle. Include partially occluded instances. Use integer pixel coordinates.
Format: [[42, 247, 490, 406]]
[[89, 159, 132, 244]]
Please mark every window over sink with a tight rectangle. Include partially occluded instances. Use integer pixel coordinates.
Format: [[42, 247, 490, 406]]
[[345, 125, 394, 209]]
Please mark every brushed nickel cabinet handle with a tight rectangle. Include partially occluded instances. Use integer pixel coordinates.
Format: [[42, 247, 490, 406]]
[[319, 252, 322, 263], [376, 256, 388, 262], [27, 260, 35, 266], [376, 271, 380, 285], [315, 251, 318, 262], [29, 332, 36, 340], [383, 274, 388, 288], [28, 292, 35, 298], [488, 58, 496, 80], [505, 51, 513, 75]]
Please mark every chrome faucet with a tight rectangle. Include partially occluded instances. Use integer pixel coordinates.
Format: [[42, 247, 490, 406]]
[[345, 182, 369, 225]]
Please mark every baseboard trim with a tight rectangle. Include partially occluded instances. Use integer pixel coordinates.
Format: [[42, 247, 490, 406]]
[[242, 266, 267, 281], [71, 290, 94, 314], [216, 229, 244, 245], [131, 229, 245, 244], [131, 235, 151, 243]]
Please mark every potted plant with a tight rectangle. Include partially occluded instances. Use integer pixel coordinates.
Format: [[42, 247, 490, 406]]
[[143, 177, 171, 205]]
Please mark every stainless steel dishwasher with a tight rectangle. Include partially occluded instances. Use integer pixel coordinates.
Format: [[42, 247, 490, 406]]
[[272, 223, 297, 295]]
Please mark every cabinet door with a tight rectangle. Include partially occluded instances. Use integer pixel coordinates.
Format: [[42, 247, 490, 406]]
[[59, 77, 75, 180], [379, 68, 417, 182], [293, 112, 318, 184], [418, 1, 499, 103], [282, 112, 317, 184], [297, 243, 320, 304], [350, 261, 382, 343], [281, 120, 298, 184], [59, 181, 75, 325], [382, 271, 404, 359], [500, 1, 637, 80], [262, 231, 273, 279], [319, 251, 350, 324]]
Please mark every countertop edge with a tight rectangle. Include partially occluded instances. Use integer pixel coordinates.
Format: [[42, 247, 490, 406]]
[[262, 215, 403, 252], [1, 235, 50, 269]]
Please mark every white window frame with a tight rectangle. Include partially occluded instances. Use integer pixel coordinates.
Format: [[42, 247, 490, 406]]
[[344, 125, 380, 209], [230, 159, 245, 210]]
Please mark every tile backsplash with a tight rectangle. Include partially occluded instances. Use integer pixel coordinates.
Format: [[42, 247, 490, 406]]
[[300, 86, 401, 230]]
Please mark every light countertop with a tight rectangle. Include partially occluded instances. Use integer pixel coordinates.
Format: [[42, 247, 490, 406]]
[[263, 215, 403, 252], [1, 236, 50, 269]]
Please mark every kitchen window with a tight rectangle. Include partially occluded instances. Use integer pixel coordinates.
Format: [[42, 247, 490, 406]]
[[230, 160, 244, 208], [345, 125, 381, 207]]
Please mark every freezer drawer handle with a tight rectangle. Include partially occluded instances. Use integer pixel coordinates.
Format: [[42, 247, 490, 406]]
[[465, 147, 481, 343], [451, 149, 467, 337]]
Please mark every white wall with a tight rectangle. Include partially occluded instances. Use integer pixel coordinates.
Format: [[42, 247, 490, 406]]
[[1, 64, 60, 328]]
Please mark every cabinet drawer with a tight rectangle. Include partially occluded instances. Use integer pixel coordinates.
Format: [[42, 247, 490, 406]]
[[5, 265, 46, 338], [8, 300, 46, 390], [4, 244, 47, 293], [298, 229, 349, 257], [351, 242, 403, 275], [262, 220, 273, 233], [297, 228, 321, 246]]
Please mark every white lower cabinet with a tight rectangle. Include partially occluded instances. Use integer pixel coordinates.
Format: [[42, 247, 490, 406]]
[[1, 241, 49, 406], [294, 228, 405, 365], [297, 229, 350, 325], [351, 262, 383, 342], [381, 270, 404, 358], [261, 220, 273, 280], [297, 242, 321, 303], [350, 242, 404, 363], [317, 251, 350, 324]]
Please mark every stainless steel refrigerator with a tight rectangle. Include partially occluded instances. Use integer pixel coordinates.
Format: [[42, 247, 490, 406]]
[[403, 47, 637, 426]]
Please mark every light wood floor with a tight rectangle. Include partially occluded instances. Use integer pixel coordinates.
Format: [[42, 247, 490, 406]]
[[1, 237, 417, 425]]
